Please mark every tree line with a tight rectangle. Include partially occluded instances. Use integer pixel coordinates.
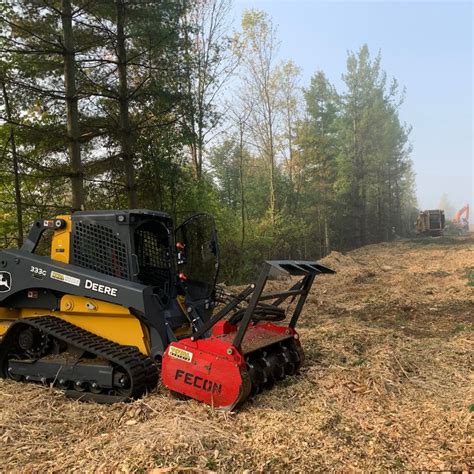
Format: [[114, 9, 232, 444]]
[[0, 1, 417, 282]]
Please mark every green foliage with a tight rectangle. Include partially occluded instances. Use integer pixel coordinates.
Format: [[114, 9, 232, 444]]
[[333, 45, 415, 246], [0, 5, 417, 283]]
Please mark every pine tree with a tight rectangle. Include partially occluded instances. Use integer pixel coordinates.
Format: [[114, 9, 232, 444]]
[[299, 71, 339, 253]]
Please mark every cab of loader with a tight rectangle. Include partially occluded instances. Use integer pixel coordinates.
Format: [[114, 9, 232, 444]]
[[22, 209, 219, 325], [65, 210, 176, 302], [67, 210, 219, 305]]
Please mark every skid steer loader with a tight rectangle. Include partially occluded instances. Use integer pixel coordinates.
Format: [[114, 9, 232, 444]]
[[0, 210, 334, 410]]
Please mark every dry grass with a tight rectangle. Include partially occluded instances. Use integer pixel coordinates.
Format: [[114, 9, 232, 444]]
[[1, 236, 473, 472]]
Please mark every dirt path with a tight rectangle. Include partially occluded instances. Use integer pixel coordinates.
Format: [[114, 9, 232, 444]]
[[1, 237, 472, 472]]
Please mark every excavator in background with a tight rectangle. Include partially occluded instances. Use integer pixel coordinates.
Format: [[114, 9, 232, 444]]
[[452, 204, 469, 234], [0, 210, 334, 410], [415, 209, 445, 237]]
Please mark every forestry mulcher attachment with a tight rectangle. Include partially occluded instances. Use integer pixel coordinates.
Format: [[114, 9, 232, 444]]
[[0, 210, 333, 410]]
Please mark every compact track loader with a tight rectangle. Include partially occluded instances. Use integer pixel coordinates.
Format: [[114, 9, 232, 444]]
[[0, 210, 334, 410]]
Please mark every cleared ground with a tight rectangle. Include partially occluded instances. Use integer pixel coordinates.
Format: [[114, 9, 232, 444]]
[[1, 236, 473, 472]]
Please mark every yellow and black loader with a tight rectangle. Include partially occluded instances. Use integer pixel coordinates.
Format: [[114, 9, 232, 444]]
[[0, 210, 333, 409]]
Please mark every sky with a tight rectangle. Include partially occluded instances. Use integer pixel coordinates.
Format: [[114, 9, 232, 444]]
[[233, 0, 473, 212]]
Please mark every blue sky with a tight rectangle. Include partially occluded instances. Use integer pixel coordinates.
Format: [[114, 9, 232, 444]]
[[233, 0, 473, 211]]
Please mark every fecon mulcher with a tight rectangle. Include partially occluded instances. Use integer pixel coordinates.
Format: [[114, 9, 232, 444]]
[[0, 210, 333, 409]]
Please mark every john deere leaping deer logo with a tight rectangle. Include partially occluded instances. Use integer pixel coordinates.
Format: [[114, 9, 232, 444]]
[[0, 272, 12, 292]]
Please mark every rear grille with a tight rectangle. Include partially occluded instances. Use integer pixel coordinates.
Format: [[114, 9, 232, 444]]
[[72, 222, 129, 279]]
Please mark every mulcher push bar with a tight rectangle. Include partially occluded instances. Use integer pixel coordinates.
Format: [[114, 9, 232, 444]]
[[233, 261, 335, 349], [192, 260, 335, 349]]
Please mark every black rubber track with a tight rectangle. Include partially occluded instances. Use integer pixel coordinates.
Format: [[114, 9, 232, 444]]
[[0, 316, 159, 403]]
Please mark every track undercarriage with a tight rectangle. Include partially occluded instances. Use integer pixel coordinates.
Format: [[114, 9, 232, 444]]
[[0, 316, 158, 403]]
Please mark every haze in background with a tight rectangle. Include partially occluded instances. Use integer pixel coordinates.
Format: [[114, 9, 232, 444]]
[[234, 0, 473, 211]]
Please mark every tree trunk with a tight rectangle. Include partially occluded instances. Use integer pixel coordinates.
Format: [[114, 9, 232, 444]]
[[189, 143, 199, 180], [388, 174, 393, 239], [318, 207, 323, 256], [376, 178, 383, 241], [394, 179, 402, 236], [286, 105, 294, 213], [267, 99, 276, 229], [116, 0, 137, 208], [352, 117, 361, 247], [269, 140, 275, 227], [238, 123, 246, 252], [1, 80, 23, 246], [61, 0, 83, 211], [360, 185, 367, 245], [324, 214, 330, 255], [196, 107, 204, 179]]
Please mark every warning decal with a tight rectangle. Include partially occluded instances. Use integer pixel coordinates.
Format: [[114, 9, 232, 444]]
[[168, 346, 193, 363], [50, 271, 81, 287]]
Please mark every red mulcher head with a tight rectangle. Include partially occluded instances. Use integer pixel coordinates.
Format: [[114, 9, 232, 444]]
[[161, 260, 335, 410]]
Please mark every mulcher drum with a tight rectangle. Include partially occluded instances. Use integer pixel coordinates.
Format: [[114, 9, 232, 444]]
[[161, 322, 304, 410]]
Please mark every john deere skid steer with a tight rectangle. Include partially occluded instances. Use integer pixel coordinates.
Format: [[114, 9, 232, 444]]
[[0, 210, 333, 409]]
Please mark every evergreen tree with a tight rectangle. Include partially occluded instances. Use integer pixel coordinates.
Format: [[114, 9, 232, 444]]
[[299, 71, 339, 253]]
